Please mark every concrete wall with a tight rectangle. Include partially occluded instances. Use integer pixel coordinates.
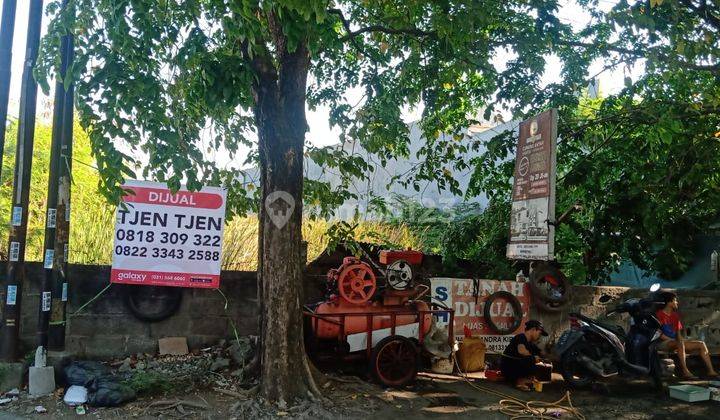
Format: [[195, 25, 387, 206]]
[[0, 262, 258, 359], [305, 247, 720, 352], [533, 285, 720, 352], [3, 260, 720, 359]]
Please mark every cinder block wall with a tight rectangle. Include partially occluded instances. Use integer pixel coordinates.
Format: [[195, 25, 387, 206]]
[[4, 260, 720, 359], [533, 285, 720, 352], [0, 262, 258, 359]]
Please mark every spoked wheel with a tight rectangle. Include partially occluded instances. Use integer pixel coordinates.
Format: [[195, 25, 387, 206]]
[[386, 259, 413, 290], [371, 336, 419, 387], [337, 262, 377, 304]]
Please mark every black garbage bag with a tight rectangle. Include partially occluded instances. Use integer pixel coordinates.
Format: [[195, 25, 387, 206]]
[[64, 361, 111, 386], [63, 361, 136, 407], [86, 377, 136, 407]]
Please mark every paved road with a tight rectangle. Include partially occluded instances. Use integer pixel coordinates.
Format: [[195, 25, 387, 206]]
[[369, 373, 718, 419]]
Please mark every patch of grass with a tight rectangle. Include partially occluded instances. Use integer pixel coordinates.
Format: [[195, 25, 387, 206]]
[[23, 350, 35, 366], [123, 371, 178, 396]]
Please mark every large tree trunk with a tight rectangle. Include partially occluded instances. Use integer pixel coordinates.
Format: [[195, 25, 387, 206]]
[[254, 40, 319, 402]]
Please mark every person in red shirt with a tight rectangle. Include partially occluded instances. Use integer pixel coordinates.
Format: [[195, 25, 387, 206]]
[[656, 291, 718, 379]]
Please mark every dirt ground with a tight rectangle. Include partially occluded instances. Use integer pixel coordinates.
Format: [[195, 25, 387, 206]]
[[1, 372, 718, 419]]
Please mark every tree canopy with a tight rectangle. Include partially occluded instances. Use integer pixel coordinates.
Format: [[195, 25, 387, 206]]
[[35, 0, 720, 400], [35, 0, 591, 208], [464, 0, 720, 282]]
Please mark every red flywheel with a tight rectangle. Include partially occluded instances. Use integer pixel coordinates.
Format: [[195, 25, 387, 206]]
[[337, 259, 377, 304]]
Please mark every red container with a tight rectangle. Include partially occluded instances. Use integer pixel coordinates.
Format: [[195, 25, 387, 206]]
[[379, 249, 424, 265], [312, 300, 432, 339], [485, 369, 503, 381]]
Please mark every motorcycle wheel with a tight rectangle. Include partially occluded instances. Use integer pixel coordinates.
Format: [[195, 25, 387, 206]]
[[651, 357, 671, 391], [560, 348, 595, 388]]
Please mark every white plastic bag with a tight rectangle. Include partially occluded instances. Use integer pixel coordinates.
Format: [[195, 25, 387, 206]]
[[64, 385, 88, 406]]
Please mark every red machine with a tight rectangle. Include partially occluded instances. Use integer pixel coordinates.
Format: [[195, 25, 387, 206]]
[[305, 253, 453, 387]]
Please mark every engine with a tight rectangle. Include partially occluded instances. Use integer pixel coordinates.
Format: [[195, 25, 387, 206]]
[[312, 254, 431, 339]]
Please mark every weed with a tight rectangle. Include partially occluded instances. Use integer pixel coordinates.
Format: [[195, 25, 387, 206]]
[[123, 371, 177, 395]]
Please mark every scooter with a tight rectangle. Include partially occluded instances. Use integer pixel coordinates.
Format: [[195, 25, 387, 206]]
[[555, 283, 675, 388]]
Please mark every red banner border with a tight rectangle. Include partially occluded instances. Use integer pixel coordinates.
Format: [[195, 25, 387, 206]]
[[111, 268, 220, 289]]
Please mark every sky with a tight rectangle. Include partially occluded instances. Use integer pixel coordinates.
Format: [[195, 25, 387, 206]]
[[1, 0, 641, 151]]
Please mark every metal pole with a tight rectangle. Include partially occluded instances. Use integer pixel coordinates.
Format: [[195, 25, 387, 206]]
[[0, 0, 44, 361], [0, 0, 18, 172], [48, 29, 74, 350], [38, 0, 71, 349]]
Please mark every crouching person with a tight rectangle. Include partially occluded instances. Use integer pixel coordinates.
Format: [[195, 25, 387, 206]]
[[501, 320, 552, 391]]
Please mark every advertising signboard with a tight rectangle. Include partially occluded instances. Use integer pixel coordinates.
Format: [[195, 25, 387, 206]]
[[430, 278, 530, 353], [506, 109, 558, 260], [111, 180, 227, 288]]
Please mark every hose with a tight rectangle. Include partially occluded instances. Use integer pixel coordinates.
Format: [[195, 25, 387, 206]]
[[453, 354, 585, 420], [498, 393, 584, 420]]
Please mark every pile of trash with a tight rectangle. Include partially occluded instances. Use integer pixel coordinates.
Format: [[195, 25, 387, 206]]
[[0, 336, 257, 417], [64, 360, 136, 407], [0, 336, 387, 418], [0, 387, 20, 406]]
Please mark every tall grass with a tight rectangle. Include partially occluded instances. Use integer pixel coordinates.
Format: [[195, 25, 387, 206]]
[[1, 124, 427, 270], [221, 217, 424, 271], [64, 215, 424, 271]]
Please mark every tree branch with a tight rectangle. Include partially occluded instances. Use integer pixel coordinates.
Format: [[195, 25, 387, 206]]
[[559, 40, 720, 74], [326, 8, 366, 54], [328, 8, 435, 43], [677, 0, 720, 31]]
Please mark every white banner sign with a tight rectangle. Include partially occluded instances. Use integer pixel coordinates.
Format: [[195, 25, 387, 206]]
[[431, 278, 530, 353], [111, 180, 227, 288], [507, 109, 558, 260]]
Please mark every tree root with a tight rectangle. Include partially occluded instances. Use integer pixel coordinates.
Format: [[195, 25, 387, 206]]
[[325, 374, 365, 384], [144, 399, 209, 414], [303, 353, 323, 399], [214, 386, 258, 399], [242, 353, 261, 378]]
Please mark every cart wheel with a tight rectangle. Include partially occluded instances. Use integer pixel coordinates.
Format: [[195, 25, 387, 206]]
[[370, 336, 418, 387]]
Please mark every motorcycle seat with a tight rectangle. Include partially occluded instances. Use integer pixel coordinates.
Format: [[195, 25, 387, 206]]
[[597, 321, 626, 339], [575, 313, 626, 340]]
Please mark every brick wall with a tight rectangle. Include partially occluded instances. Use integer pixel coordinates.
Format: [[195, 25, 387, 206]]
[[0, 262, 258, 359]]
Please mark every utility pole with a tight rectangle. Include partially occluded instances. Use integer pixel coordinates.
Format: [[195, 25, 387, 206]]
[[49, 28, 75, 350], [38, 0, 71, 349], [0, 0, 18, 173], [0, 0, 44, 361]]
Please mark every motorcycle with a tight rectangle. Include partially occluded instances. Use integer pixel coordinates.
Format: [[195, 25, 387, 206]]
[[555, 283, 676, 388]]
